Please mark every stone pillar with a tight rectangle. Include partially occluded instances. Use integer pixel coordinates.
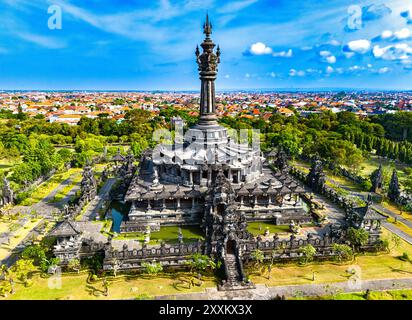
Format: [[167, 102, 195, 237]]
[[192, 197, 195, 209], [228, 169, 232, 182], [162, 199, 166, 210], [189, 171, 193, 185], [147, 199, 151, 209], [240, 196, 244, 206], [208, 169, 212, 186], [268, 195, 272, 205], [177, 198, 181, 209]]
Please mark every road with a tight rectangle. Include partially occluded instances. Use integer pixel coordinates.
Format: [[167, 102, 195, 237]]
[[157, 277, 412, 300]]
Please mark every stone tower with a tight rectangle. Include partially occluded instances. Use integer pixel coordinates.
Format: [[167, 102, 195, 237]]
[[196, 14, 221, 126]]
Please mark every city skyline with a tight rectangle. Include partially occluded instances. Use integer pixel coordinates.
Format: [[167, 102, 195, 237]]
[[0, 0, 411, 90]]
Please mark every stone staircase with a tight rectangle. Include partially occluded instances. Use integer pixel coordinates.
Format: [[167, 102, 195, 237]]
[[225, 254, 241, 284], [218, 253, 255, 291]]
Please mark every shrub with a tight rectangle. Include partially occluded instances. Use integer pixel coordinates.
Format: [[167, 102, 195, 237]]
[[400, 252, 410, 262]]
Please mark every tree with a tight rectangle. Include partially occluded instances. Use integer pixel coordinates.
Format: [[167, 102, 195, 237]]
[[298, 244, 316, 264], [404, 174, 412, 194], [12, 259, 36, 287], [347, 227, 369, 251], [391, 234, 401, 251], [68, 258, 81, 273], [332, 243, 353, 263], [141, 261, 163, 276], [186, 253, 220, 279], [250, 249, 264, 267]]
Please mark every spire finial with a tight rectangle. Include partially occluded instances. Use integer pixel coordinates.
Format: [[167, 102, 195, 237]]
[[203, 13, 212, 37]]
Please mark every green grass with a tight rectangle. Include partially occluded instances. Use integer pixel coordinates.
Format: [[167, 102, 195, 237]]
[[249, 228, 412, 287], [114, 225, 204, 244], [247, 221, 291, 236], [49, 173, 82, 203], [2, 271, 216, 300], [324, 289, 412, 300], [353, 155, 408, 186], [20, 168, 82, 206]]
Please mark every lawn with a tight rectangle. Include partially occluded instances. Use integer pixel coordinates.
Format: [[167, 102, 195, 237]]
[[0, 218, 43, 261], [20, 168, 82, 206], [353, 155, 409, 185], [114, 225, 205, 244], [49, 173, 82, 203], [247, 222, 291, 236], [3, 271, 216, 300], [331, 289, 412, 300], [249, 228, 412, 287]]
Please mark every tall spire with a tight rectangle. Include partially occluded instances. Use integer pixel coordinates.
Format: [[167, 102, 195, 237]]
[[203, 13, 212, 38], [196, 14, 220, 126]]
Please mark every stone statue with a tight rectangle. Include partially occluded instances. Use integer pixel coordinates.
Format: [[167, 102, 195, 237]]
[[306, 157, 326, 192], [370, 164, 384, 193], [388, 169, 401, 202], [178, 227, 183, 244]]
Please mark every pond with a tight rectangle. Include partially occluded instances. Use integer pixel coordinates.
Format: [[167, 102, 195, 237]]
[[109, 201, 130, 233]]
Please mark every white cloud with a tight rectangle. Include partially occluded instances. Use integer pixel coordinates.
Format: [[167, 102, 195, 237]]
[[348, 65, 366, 72], [326, 66, 334, 74], [319, 50, 331, 57], [301, 46, 313, 51], [218, 0, 259, 14], [346, 39, 371, 54], [378, 67, 390, 74], [272, 49, 293, 58], [269, 72, 276, 78], [326, 55, 336, 64], [327, 40, 340, 46], [373, 44, 412, 61], [343, 52, 355, 58], [381, 30, 393, 39], [319, 50, 336, 64], [14, 31, 66, 49], [224, 74, 230, 79], [249, 42, 272, 55], [289, 69, 305, 77], [245, 73, 251, 78], [394, 28, 411, 40]]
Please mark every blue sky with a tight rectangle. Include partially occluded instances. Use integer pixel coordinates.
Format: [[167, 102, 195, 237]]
[[0, 0, 411, 90]]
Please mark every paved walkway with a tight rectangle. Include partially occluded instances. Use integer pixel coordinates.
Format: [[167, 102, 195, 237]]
[[80, 178, 116, 222], [372, 203, 412, 229], [323, 173, 412, 244], [382, 223, 412, 244], [0, 174, 81, 267], [157, 277, 412, 300]]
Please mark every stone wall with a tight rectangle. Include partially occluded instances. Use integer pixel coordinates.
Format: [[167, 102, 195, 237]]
[[103, 240, 204, 271], [289, 166, 356, 212]]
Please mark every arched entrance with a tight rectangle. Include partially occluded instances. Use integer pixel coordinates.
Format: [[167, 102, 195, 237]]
[[226, 239, 236, 254]]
